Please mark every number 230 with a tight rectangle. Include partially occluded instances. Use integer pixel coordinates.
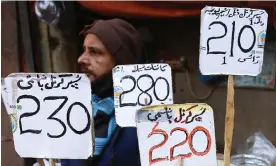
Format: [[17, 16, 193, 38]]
[[17, 95, 91, 138]]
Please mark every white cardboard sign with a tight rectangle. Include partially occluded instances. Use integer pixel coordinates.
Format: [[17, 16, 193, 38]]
[[136, 104, 217, 166], [1, 73, 93, 159], [112, 64, 173, 127], [199, 6, 268, 76]]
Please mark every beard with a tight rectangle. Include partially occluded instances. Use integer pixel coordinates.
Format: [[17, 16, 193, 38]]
[[91, 71, 114, 99], [80, 64, 114, 98], [80, 65, 97, 82]]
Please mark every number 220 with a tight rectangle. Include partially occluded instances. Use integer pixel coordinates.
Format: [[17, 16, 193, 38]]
[[147, 122, 211, 165]]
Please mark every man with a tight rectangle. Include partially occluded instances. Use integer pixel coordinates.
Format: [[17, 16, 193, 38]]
[[61, 19, 146, 166]]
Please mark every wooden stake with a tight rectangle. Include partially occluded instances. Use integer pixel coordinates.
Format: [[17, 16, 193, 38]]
[[49, 159, 56, 166], [224, 75, 235, 166], [178, 158, 183, 166], [37, 159, 45, 166]]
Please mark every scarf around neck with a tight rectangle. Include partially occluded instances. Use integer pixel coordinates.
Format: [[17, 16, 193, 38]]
[[92, 94, 117, 156]]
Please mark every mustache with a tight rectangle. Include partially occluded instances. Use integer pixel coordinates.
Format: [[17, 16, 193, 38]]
[[80, 66, 97, 76]]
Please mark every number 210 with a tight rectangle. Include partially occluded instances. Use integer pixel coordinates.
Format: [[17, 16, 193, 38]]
[[147, 122, 211, 165], [207, 21, 256, 65]]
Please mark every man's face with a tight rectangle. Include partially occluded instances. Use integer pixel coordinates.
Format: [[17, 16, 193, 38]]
[[78, 34, 115, 82]]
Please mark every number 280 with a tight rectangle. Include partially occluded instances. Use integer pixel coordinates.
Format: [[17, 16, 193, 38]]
[[119, 74, 170, 107]]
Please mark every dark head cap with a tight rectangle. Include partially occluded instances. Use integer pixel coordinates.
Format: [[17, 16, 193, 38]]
[[80, 18, 146, 65], [80, 19, 146, 98]]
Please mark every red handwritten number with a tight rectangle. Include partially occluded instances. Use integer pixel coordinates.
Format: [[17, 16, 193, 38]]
[[169, 127, 191, 161], [148, 122, 169, 165], [148, 125, 212, 164], [189, 126, 212, 156]]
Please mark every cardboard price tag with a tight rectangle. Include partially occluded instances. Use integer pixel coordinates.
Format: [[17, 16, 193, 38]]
[[112, 64, 173, 127], [1, 73, 93, 159], [199, 6, 268, 76], [136, 104, 217, 166]]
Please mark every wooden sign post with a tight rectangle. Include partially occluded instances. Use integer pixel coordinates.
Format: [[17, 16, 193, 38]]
[[178, 158, 183, 166], [136, 104, 217, 166], [37, 159, 45, 166], [224, 75, 235, 166], [49, 159, 56, 166], [1, 73, 94, 164], [199, 6, 268, 166], [112, 64, 174, 127]]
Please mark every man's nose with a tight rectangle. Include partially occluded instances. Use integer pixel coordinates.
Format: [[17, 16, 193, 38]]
[[78, 53, 88, 64]]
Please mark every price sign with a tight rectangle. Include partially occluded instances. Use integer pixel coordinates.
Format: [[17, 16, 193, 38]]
[[136, 104, 217, 166], [1, 73, 93, 159], [112, 64, 173, 127], [199, 6, 268, 76]]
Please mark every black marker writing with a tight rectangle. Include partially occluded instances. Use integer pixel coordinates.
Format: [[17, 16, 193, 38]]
[[175, 105, 198, 123], [17, 95, 42, 135], [45, 75, 57, 89], [147, 107, 173, 122], [18, 95, 91, 138], [61, 75, 81, 89], [17, 75, 35, 90], [205, 7, 265, 26], [238, 54, 260, 64], [132, 64, 168, 73], [238, 25, 256, 53], [17, 74, 82, 91], [174, 108, 185, 123], [113, 66, 122, 73], [206, 20, 257, 65], [44, 96, 68, 138], [185, 108, 206, 124], [207, 21, 227, 55], [119, 75, 170, 107], [172, 105, 206, 124], [37, 74, 47, 91]]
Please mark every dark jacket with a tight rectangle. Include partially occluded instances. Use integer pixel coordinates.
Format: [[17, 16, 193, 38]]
[[61, 127, 140, 166]]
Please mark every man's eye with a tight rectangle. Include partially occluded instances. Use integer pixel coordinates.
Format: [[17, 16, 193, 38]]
[[90, 50, 98, 55], [89, 49, 99, 55]]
